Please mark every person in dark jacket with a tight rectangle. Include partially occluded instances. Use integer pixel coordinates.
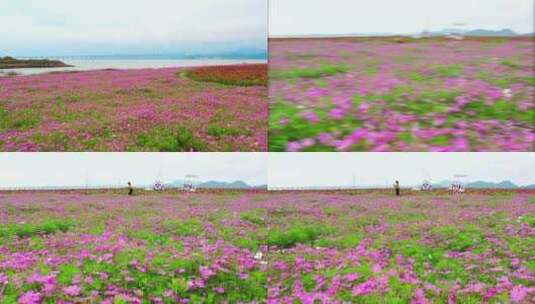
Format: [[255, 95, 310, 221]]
[[394, 180, 400, 196], [128, 182, 133, 196]]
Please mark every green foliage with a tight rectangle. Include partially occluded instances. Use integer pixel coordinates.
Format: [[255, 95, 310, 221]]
[[0, 218, 73, 238], [338, 234, 363, 248], [393, 240, 444, 266], [429, 135, 450, 146], [68, 94, 81, 102], [500, 59, 520, 69], [207, 124, 249, 137], [407, 72, 427, 82], [271, 64, 348, 79], [129, 229, 171, 246], [387, 212, 427, 223], [267, 223, 334, 248], [462, 100, 528, 123], [268, 101, 350, 152], [31, 131, 72, 151], [434, 64, 464, 77], [57, 264, 81, 285], [520, 214, 535, 227], [135, 126, 206, 152], [162, 219, 203, 237], [430, 225, 486, 252], [240, 209, 266, 225], [0, 107, 40, 131], [521, 76, 535, 87]]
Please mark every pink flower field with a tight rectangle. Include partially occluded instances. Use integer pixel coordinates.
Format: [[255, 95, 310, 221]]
[[0, 65, 267, 151], [269, 37, 534, 152], [0, 190, 534, 303]]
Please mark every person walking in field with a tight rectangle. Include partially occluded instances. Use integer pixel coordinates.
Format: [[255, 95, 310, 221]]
[[128, 182, 133, 196], [394, 180, 400, 196]]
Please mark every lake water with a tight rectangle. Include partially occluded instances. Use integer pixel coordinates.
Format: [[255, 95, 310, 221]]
[[0, 59, 267, 76]]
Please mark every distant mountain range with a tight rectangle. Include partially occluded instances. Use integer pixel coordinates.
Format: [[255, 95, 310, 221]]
[[166, 180, 265, 189], [13, 49, 267, 61], [430, 180, 535, 189], [422, 28, 533, 37], [272, 29, 534, 38]]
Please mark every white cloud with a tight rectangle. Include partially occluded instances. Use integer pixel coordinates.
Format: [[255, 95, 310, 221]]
[[0, 0, 267, 55], [270, 0, 534, 36], [268, 153, 535, 187], [0, 153, 268, 187]]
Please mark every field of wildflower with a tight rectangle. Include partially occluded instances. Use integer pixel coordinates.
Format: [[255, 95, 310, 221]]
[[1, 190, 534, 303], [0, 64, 267, 151], [268, 37, 535, 152], [186, 64, 267, 87]]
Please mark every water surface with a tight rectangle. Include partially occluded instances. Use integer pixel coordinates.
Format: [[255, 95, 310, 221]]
[[0, 59, 266, 76]]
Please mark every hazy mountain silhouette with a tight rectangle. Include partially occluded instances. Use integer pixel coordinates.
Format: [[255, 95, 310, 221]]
[[167, 180, 264, 189], [429, 180, 534, 189], [271, 28, 530, 38], [425, 28, 518, 37]]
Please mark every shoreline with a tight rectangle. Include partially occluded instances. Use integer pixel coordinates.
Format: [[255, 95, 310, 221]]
[[0, 57, 72, 69], [0, 59, 267, 77]]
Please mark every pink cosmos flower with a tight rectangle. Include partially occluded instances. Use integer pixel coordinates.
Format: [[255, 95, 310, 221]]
[[317, 133, 333, 146], [213, 286, 225, 294], [18, 291, 41, 304], [451, 137, 469, 151], [287, 141, 302, 152], [329, 108, 345, 120], [352, 278, 376, 296], [199, 266, 215, 280], [371, 264, 382, 273], [305, 87, 328, 98], [63, 285, 81, 297], [411, 288, 430, 304], [300, 111, 320, 124], [344, 273, 359, 282], [300, 138, 315, 148], [510, 285, 528, 303], [279, 117, 290, 125]]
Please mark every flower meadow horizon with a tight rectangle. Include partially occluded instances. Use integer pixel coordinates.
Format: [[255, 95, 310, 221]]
[[269, 37, 534, 152], [0, 191, 534, 303], [0, 65, 268, 152]]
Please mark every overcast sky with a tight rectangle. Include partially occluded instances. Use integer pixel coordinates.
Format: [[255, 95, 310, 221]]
[[0, 0, 267, 56], [0, 153, 267, 187], [268, 153, 535, 188], [1, 153, 533, 188], [270, 0, 534, 36]]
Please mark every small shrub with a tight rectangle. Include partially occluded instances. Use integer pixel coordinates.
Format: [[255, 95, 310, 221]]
[[207, 124, 249, 137], [0, 218, 73, 238], [184, 64, 267, 86], [162, 219, 203, 236], [135, 126, 205, 152], [267, 224, 334, 248], [272, 64, 348, 79]]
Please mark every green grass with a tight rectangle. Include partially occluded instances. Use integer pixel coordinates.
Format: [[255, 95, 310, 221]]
[[271, 64, 349, 79], [268, 101, 355, 152], [500, 59, 520, 69], [0, 107, 41, 131], [267, 223, 334, 248], [430, 225, 486, 252], [162, 219, 203, 237], [0, 219, 73, 238], [240, 209, 266, 225], [433, 64, 464, 78], [135, 126, 206, 152], [207, 124, 250, 137]]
